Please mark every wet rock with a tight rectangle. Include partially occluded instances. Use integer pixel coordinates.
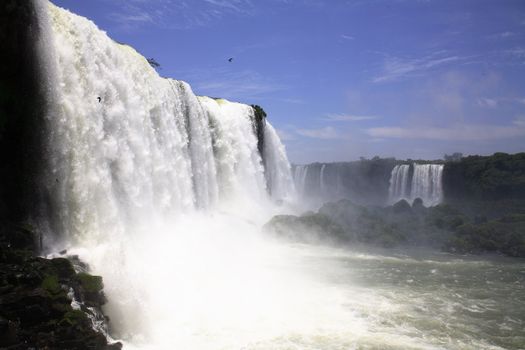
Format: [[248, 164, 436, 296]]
[[0, 222, 120, 349]]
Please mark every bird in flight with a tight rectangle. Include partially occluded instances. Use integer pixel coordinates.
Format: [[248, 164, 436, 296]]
[[97, 96, 101, 102], [228, 58, 233, 62]]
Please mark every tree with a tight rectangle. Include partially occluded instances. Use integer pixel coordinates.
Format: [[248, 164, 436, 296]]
[[147, 58, 161, 69], [444, 152, 463, 162]]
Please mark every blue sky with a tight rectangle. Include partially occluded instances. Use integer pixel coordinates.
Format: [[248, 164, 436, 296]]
[[52, 0, 525, 164]]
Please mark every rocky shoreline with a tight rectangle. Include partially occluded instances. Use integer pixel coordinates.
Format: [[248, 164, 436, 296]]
[[0, 223, 121, 349]]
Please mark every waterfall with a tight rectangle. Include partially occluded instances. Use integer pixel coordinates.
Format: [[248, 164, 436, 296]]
[[293, 165, 309, 196], [320, 164, 326, 192], [34, 1, 296, 243], [388, 163, 444, 206], [410, 163, 444, 207], [30, 0, 304, 345], [262, 123, 296, 202], [388, 164, 410, 204]]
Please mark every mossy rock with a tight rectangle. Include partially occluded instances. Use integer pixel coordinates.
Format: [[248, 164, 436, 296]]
[[76, 273, 103, 294], [41, 274, 61, 295], [50, 257, 76, 279], [58, 310, 88, 327]]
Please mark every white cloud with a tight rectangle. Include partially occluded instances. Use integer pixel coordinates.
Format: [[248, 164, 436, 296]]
[[108, 0, 254, 29], [477, 97, 498, 108], [296, 126, 341, 139], [110, 12, 154, 24], [372, 54, 462, 83], [341, 34, 355, 40], [489, 31, 515, 39], [366, 123, 525, 141], [506, 47, 525, 60], [192, 69, 286, 99], [275, 128, 296, 141], [322, 113, 377, 122], [203, 0, 252, 13], [514, 117, 525, 127]]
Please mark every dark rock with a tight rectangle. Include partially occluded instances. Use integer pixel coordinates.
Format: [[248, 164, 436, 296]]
[[0, 222, 119, 349], [392, 199, 412, 214], [108, 342, 124, 350], [50, 257, 76, 279]]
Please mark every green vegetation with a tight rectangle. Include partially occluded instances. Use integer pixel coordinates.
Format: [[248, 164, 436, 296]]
[[0, 221, 120, 349], [147, 57, 161, 69], [443, 152, 525, 202], [251, 104, 267, 123], [77, 272, 103, 294], [41, 274, 61, 295], [444, 216, 525, 257], [251, 105, 267, 159], [264, 198, 525, 257]]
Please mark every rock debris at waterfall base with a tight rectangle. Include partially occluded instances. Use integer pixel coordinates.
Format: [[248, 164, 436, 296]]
[[0, 223, 122, 350]]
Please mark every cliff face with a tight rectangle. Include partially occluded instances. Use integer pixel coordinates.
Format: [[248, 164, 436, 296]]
[[293, 158, 400, 206], [0, 0, 46, 223], [0, 2, 119, 348]]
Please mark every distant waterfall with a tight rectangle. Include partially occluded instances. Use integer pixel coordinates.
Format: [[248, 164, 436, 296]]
[[410, 164, 444, 206], [320, 164, 326, 192], [388, 163, 444, 206], [388, 165, 410, 202], [293, 165, 309, 195]]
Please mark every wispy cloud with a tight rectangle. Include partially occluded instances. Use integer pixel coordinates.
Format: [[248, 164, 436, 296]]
[[341, 34, 355, 40], [506, 47, 525, 60], [107, 0, 254, 29], [109, 12, 154, 25], [322, 113, 377, 122], [366, 122, 525, 141], [476, 96, 525, 108], [275, 128, 296, 141], [514, 116, 525, 127], [296, 126, 341, 139], [372, 53, 462, 83], [477, 97, 498, 108], [488, 31, 515, 39], [191, 69, 286, 99], [203, 0, 252, 13]]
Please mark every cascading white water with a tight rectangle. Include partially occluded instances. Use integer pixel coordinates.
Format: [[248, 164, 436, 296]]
[[388, 164, 410, 204], [35, 1, 331, 347], [410, 163, 444, 207], [388, 163, 444, 206], [262, 123, 297, 202], [293, 165, 309, 196], [319, 164, 326, 192]]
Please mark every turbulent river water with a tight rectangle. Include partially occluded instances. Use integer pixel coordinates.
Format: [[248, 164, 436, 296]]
[[70, 214, 524, 350], [286, 246, 525, 350]]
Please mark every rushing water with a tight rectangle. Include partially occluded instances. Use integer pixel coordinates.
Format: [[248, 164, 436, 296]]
[[278, 246, 525, 350], [389, 163, 444, 206]]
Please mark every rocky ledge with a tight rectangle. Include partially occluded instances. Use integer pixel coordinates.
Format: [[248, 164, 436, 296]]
[[0, 223, 122, 349]]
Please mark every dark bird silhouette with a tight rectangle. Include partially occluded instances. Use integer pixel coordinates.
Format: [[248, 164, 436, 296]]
[[228, 58, 233, 62], [97, 96, 101, 103], [55, 178, 59, 183]]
